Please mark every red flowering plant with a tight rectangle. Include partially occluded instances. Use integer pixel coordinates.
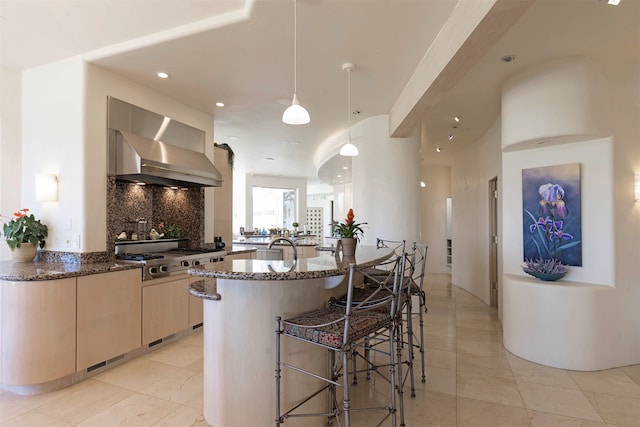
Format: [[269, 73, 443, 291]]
[[333, 208, 367, 241], [1, 208, 48, 249]]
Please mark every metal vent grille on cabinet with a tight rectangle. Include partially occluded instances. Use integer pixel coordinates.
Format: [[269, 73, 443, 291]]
[[306, 208, 323, 239]]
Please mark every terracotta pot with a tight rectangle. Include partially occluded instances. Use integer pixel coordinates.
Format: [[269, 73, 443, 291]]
[[338, 238, 357, 257], [10, 245, 37, 262]]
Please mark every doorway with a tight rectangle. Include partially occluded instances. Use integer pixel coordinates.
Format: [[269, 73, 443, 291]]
[[489, 177, 499, 307]]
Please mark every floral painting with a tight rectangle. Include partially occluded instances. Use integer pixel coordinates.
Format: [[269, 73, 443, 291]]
[[522, 163, 582, 266]]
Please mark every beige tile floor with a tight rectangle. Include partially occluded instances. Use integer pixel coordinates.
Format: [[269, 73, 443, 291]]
[[1, 273, 638, 426]]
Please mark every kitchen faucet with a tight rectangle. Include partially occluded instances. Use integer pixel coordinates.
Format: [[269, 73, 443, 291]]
[[267, 237, 298, 262]]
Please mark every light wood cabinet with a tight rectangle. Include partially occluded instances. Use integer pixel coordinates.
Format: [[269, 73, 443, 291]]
[[142, 276, 189, 344], [1, 278, 76, 385], [77, 269, 142, 370], [224, 251, 254, 260], [300, 246, 318, 259]]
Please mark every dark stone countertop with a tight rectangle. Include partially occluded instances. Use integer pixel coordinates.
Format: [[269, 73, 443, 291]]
[[0, 260, 141, 281], [188, 245, 395, 282]]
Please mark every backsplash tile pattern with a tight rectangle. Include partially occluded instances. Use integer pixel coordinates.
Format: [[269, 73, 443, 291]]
[[106, 177, 204, 253], [38, 250, 111, 264]]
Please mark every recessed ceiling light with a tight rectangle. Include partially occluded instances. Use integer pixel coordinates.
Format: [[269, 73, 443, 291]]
[[157, 72, 170, 79], [337, 174, 343, 178], [342, 166, 349, 170], [448, 134, 454, 141], [216, 102, 225, 107], [453, 116, 461, 123], [436, 145, 441, 153], [607, 0, 621, 5], [500, 54, 517, 63], [227, 136, 239, 140], [421, 181, 426, 188]]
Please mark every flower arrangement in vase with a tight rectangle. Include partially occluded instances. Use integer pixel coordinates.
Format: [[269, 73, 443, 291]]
[[333, 208, 366, 257], [1, 208, 48, 261]]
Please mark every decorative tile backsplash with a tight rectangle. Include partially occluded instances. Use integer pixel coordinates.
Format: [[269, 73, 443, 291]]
[[106, 177, 205, 253]]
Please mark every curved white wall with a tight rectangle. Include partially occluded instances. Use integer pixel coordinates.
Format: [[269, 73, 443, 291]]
[[350, 115, 421, 246], [502, 57, 611, 151], [501, 57, 638, 370]]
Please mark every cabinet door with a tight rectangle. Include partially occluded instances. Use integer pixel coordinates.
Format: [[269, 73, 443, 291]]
[[142, 278, 189, 344], [77, 269, 142, 371], [2, 278, 76, 385], [300, 246, 317, 259], [282, 246, 294, 260]]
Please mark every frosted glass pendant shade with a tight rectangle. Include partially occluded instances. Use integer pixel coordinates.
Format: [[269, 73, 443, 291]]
[[340, 142, 359, 156], [282, 93, 310, 125]]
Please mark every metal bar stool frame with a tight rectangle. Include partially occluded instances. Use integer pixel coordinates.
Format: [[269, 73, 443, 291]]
[[275, 254, 407, 427]]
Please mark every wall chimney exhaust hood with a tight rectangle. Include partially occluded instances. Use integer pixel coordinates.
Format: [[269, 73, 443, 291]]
[[107, 97, 222, 187]]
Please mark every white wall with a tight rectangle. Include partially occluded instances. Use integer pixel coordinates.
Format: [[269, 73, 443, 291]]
[[500, 57, 639, 369], [21, 58, 85, 253], [19, 60, 216, 253], [420, 164, 451, 273], [352, 115, 421, 246], [503, 138, 614, 285], [451, 119, 502, 304], [0, 66, 23, 261]]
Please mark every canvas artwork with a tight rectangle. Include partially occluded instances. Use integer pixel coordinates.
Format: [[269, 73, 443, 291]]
[[522, 163, 582, 266]]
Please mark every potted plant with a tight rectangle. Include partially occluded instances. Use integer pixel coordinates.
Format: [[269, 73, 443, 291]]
[[333, 208, 366, 256], [1, 208, 48, 261]]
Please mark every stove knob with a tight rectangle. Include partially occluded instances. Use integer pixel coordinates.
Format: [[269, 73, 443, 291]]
[[181, 261, 189, 267], [219, 256, 225, 262], [160, 265, 168, 273], [149, 266, 158, 275], [210, 257, 218, 263], [193, 260, 201, 266]]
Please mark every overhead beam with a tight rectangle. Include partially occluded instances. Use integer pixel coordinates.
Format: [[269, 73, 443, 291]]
[[389, 0, 535, 138]]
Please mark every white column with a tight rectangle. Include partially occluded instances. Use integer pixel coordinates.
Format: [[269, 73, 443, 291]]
[[350, 115, 421, 246]]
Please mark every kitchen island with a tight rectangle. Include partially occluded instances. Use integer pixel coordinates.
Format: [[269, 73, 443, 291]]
[[188, 245, 395, 427]]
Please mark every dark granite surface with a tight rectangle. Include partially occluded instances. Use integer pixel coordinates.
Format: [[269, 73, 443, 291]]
[[232, 237, 320, 247], [188, 245, 394, 282], [0, 260, 141, 281], [188, 279, 221, 301]]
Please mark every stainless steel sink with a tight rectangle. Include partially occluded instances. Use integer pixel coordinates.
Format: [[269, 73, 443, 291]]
[[256, 248, 283, 260]]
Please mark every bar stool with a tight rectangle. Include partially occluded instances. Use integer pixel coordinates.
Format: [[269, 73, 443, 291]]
[[340, 241, 428, 400], [275, 254, 407, 426]]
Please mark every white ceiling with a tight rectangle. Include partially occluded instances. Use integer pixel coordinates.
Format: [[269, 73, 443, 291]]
[[1, 0, 638, 185]]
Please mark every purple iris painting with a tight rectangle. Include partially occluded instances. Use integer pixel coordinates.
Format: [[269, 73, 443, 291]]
[[522, 163, 582, 266]]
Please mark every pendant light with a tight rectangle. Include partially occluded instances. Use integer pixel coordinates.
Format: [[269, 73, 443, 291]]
[[282, 0, 310, 125], [340, 63, 359, 156]]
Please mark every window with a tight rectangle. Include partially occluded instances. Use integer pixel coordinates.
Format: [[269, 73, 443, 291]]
[[252, 187, 297, 230]]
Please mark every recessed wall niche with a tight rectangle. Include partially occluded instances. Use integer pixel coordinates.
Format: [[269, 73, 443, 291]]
[[106, 177, 204, 252]]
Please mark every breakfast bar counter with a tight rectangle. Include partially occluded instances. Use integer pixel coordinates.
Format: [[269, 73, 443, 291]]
[[188, 245, 394, 427]]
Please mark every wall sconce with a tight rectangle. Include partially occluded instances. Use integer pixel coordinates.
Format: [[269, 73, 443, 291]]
[[635, 173, 640, 201], [36, 173, 58, 202]]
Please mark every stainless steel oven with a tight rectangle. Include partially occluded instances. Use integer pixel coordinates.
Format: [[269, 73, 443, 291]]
[[115, 240, 225, 281]]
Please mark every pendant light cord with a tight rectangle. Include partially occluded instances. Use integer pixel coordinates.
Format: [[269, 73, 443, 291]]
[[347, 67, 352, 141], [293, 0, 298, 94]]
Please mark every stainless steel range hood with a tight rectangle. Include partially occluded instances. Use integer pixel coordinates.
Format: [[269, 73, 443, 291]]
[[107, 97, 222, 187]]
